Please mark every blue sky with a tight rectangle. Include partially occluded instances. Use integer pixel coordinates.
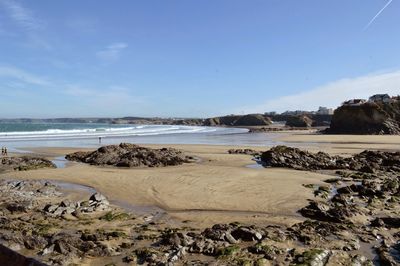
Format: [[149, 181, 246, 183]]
[[0, 0, 399, 118]]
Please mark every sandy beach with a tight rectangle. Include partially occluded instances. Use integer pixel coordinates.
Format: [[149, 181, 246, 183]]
[[3, 132, 400, 229]]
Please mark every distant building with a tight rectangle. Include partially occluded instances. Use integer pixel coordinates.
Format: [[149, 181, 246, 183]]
[[316, 106, 334, 115], [369, 94, 391, 103], [281, 110, 313, 116], [342, 99, 366, 106]]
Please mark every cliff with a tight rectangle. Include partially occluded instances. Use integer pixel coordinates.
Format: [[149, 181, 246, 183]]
[[326, 101, 400, 135]]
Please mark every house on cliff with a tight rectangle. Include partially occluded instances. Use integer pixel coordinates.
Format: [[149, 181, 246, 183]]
[[342, 99, 366, 106], [369, 94, 391, 103]]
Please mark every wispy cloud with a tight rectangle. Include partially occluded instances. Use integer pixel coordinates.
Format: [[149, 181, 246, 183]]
[[239, 70, 400, 113], [0, 65, 49, 86], [364, 0, 394, 30], [96, 42, 128, 62], [0, 0, 51, 49], [0, 0, 43, 31]]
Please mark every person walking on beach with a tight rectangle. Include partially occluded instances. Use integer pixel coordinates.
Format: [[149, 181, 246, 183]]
[[1, 147, 4, 156], [4, 147, 7, 156], [99, 137, 102, 144]]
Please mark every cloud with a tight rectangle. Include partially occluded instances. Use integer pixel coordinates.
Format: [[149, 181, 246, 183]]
[[0, 0, 43, 31], [0, 0, 51, 49], [240, 70, 400, 113], [0, 65, 49, 86], [96, 42, 128, 62]]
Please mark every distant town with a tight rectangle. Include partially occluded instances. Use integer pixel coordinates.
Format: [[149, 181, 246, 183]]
[[264, 93, 399, 116]]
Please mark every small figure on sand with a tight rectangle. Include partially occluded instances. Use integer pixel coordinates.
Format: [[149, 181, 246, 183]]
[[99, 137, 102, 144], [1, 147, 7, 156]]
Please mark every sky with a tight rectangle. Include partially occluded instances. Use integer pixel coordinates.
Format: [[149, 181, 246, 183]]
[[0, 0, 399, 118]]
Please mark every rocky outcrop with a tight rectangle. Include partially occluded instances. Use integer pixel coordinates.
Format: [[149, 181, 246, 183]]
[[1, 156, 55, 171], [44, 193, 110, 217], [285, 115, 314, 128], [326, 101, 400, 134], [203, 114, 272, 127], [227, 149, 260, 156], [260, 145, 400, 172], [66, 143, 193, 167]]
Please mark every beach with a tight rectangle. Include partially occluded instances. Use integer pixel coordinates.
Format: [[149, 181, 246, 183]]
[[3, 131, 400, 229]]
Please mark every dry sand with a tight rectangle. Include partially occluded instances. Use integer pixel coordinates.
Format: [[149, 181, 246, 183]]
[[278, 132, 400, 155], [2, 132, 400, 228]]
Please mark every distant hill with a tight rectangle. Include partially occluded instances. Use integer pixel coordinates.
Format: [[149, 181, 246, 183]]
[[0, 113, 334, 128]]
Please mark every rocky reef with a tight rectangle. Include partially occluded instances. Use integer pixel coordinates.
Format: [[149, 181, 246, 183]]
[[326, 101, 400, 135], [66, 143, 194, 167], [228, 148, 261, 156], [260, 145, 400, 172], [1, 156, 56, 171]]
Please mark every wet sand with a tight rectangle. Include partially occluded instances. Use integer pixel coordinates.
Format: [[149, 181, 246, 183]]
[[2, 132, 400, 228]]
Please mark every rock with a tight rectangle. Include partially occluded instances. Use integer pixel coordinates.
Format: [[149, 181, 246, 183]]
[[299, 200, 355, 223], [371, 217, 400, 228], [260, 145, 400, 172], [202, 224, 232, 241], [260, 146, 340, 170], [203, 114, 272, 127], [224, 232, 239, 244], [228, 149, 260, 156], [41, 244, 55, 255], [326, 100, 400, 135], [44, 193, 110, 217], [295, 249, 331, 266], [6, 202, 30, 213], [90, 193, 107, 203], [285, 115, 314, 128], [231, 227, 263, 241], [66, 143, 193, 167], [1, 156, 56, 171]]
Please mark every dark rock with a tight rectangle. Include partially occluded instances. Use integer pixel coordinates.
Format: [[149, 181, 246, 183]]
[[260, 145, 400, 172], [227, 149, 260, 156], [326, 100, 400, 135], [372, 217, 400, 228], [1, 156, 56, 171], [66, 143, 192, 167], [285, 115, 314, 128], [231, 227, 263, 241]]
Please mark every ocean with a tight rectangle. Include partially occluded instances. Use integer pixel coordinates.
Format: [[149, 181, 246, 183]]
[[0, 122, 298, 151], [0, 122, 289, 150]]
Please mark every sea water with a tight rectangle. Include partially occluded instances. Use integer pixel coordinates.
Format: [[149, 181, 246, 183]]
[[0, 122, 288, 149]]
